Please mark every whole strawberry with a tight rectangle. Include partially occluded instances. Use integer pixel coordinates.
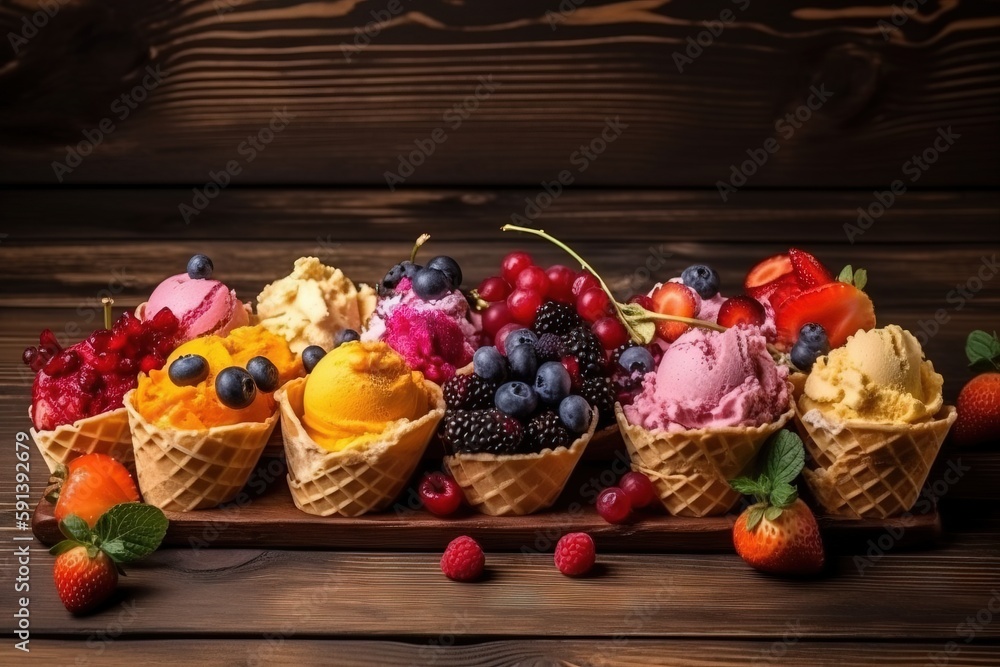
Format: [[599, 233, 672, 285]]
[[50, 503, 168, 614], [729, 431, 824, 576], [952, 330, 1000, 447]]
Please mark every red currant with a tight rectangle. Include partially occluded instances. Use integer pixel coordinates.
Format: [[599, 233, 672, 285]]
[[494, 323, 523, 356], [596, 487, 632, 524], [546, 265, 576, 303], [477, 276, 510, 302], [515, 266, 550, 295], [507, 289, 543, 326], [501, 251, 534, 284], [577, 288, 612, 323], [560, 356, 581, 388], [627, 294, 655, 311], [482, 302, 514, 339], [620, 472, 656, 509], [572, 272, 600, 297], [592, 317, 629, 350]]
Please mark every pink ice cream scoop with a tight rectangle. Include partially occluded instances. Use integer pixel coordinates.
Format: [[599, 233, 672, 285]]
[[624, 326, 789, 431], [139, 273, 250, 342]]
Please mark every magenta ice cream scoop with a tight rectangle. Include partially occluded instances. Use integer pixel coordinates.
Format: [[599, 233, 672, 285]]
[[140, 273, 250, 342]]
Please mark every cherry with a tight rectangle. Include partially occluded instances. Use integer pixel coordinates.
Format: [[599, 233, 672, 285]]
[[577, 288, 612, 323], [419, 472, 463, 516], [592, 316, 629, 350], [596, 487, 633, 524], [620, 472, 656, 509], [572, 272, 600, 297], [507, 289, 544, 326], [482, 302, 514, 339], [501, 251, 534, 284], [477, 276, 511, 302], [546, 265, 576, 303], [494, 322, 523, 356]]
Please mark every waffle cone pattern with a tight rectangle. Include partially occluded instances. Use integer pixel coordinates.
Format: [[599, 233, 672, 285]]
[[29, 406, 135, 473], [276, 377, 445, 517], [616, 403, 794, 517], [444, 410, 598, 517], [791, 375, 957, 518], [124, 390, 278, 512]]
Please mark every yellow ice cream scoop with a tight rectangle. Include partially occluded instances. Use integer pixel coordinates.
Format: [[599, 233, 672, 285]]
[[301, 341, 431, 451], [801, 325, 944, 424]]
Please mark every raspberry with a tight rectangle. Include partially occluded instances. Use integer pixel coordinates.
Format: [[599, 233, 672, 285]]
[[439, 409, 523, 455], [440, 536, 485, 581], [577, 376, 617, 428], [533, 333, 564, 362], [442, 374, 497, 410], [560, 327, 605, 379], [554, 532, 596, 576], [525, 410, 571, 452], [534, 302, 583, 336]]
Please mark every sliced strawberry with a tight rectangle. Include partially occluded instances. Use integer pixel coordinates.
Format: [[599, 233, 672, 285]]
[[54, 454, 140, 527], [650, 282, 698, 343], [788, 248, 834, 289], [745, 253, 793, 291], [774, 282, 876, 349], [718, 296, 766, 328]]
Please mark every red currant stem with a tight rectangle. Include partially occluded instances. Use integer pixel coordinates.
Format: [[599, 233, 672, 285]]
[[630, 310, 726, 333], [102, 297, 114, 330], [467, 289, 490, 311], [410, 234, 431, 264]]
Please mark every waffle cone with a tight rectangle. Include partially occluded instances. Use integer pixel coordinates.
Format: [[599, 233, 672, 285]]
[[790, 375, 957, 518], [124, 390, 278, 511], [29, 407, 134, 473], [276, 377, 445, 517], [616, 403, 794, 517], [443, 410, 597, 517]]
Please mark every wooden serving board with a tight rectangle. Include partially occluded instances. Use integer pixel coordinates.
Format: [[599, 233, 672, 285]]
[[32, 455, 941, 553]]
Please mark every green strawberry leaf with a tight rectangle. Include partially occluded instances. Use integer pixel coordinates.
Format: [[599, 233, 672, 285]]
[[854, 268, 868, 291], [93, 503, 169, 565], [49, 539, 85, 557], [769, 482, 798, 508], [764, 431, 805, 488], [745, 504, 766, 531], [618, 303, 656, 345], [838, 265, 854, 284], [837, 265, 868, 291], [966, 330, 1000, 372], [764, 505, 784, 522], [59, 515, 92, 543]]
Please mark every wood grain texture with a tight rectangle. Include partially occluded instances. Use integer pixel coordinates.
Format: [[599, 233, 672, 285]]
[[0, 1, 998, 185], [21, 639, 1000, 666]]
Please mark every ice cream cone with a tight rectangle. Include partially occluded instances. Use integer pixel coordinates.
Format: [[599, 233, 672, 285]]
[[29, 406, 134, 473], [616, 403, 794, 517], [792, 372, 957, 518], [276, 376, 445, 517], [444, 410, 598, 517], [124, 390, 278, 511]]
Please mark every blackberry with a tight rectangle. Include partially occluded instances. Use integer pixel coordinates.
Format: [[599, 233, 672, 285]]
[[577, 376, 616, 428], [534, 333, 564, 362], [440, 409, 524, 455], [561, 326, 606, 378], [443, 374, 498, 410], [524, 410, 571, 453], [534, 302, 584, 336]]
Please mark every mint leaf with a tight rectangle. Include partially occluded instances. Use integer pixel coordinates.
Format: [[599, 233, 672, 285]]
[[966, 330, 1000, 371], [770, 482, 798, 508], [764, 431, 805, 487], [854, 268, 868, 291], [838, 265, 854, 284], [59, 515, 91, 543], [745, 505, 766, 531], [730, 477, 766, 497], [94, 503, 168, 564], [764, 505, 784, 522]]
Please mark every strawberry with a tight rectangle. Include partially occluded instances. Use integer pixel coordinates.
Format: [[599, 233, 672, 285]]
[[730, 431, 824, 576], [717, 295, 766, 328], [53, 546, 118, 614], [788, 248, 834, 289], [49, 453, 140, 527], [650, 282, 698, 342], [774, 281, 875, 349], [745, 253, 793, 292], [952, 331, 1000, 446], [50, 503, 168, 614]]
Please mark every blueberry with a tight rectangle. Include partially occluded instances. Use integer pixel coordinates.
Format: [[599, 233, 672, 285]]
[[559, 395, 592, 434], [426, 256, 463, 290], [302, 345, 327, 373], [680, 264, 720, 299], [534, 361, 571, 406], [798, 323, 830, 352], [473, 346, 508, 383], [381, 261, 421, 292], [246, 356, 280, 392], [335, 329, 360, 347], [504, 328, 538, 353], [495, 381, 538, 419], [216, 366, 257, 409], [187, 254, 214, 280], [507, 343, 538, 382], [791, 340, 825, 372], [619, 346, 656, 375], [168, 354, 208, 386], [412, 268, 453, 301]]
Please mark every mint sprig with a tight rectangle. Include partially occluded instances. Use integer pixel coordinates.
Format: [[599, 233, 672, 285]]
[[966, 330, 1000, 372], [49, 502, 168, 566], [838, 265, 868, 291], [729, 431, 806, 531]]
